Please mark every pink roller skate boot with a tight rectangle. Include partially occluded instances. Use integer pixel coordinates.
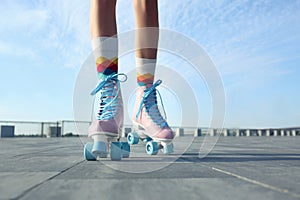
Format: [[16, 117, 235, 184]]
[[127, 80, 174, 155], [84, 73, 130, 161]]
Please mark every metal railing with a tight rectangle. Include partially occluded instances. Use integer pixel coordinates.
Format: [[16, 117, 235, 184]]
[[0, 120, 299, 137]]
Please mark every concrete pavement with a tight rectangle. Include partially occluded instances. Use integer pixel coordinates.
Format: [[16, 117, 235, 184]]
[[0, 137, 299, 200]]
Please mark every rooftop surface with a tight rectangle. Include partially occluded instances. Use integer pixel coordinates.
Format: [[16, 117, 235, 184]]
[[0, 137, 299, 200]]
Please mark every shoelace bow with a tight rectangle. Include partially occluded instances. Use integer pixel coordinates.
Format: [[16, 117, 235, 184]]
[[136, 80, 168, 128], [91, 73, 127, 120]]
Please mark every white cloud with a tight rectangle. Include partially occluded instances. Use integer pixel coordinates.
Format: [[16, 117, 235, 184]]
[[0, 0, 91, 69], [0, 2, 48, 34], [38, 0, 91, 68]]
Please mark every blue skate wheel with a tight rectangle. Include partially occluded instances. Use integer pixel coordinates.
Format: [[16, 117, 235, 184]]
[[146, 141, 159, 155], [121, 142, 130, 158], [162, 143, 174, 154], [110, 142, 122, 161], [127, 132, 139, 145], [84, 142, 96, 161], [92, 141, 107, 158]]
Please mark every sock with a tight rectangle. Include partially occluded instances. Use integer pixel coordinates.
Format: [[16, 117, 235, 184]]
[[92, 37, 118, 80], [136, 58, 156, 87]]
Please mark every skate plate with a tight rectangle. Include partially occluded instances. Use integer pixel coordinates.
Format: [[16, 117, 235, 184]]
[[127, 131, 174, 155]]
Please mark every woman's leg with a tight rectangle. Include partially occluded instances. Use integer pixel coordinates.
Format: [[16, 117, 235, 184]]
[[90, 0, 118, 80], [90, 0, 117, 38], [131, 0, 174, 144], [133, 0, 159, 87], [88, 0, 123, 145]]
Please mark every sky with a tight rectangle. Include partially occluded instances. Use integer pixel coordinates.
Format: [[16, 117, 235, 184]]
[[0, 0, 300, 128]]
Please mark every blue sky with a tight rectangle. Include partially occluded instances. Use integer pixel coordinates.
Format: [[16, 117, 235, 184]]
[[0, 0, 300, 128]]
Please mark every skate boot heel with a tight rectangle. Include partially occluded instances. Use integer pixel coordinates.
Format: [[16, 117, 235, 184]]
[[92, 141, 107, 158]]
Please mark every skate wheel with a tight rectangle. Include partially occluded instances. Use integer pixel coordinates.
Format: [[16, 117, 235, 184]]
[[121, 142, 130, 158], [110, 142, 122, 161], [127, 132, 139, 145], [162, 143, 174, 154], [92, 141, 107, 158], [146, 141, 159, 155], [84, 142, 96, 161]]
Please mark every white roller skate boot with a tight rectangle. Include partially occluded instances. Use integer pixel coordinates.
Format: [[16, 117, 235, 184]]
[[84, 73, 130, 161], [127, 80, 174, 155]]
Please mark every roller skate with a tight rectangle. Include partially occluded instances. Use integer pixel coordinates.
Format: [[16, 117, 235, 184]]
[[127, 80, 174, 155], [84, 73, 130, 161]]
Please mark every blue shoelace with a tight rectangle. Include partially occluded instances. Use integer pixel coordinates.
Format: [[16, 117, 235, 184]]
[[91, 73, 127, 120], [136, 80, 168, 128]]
